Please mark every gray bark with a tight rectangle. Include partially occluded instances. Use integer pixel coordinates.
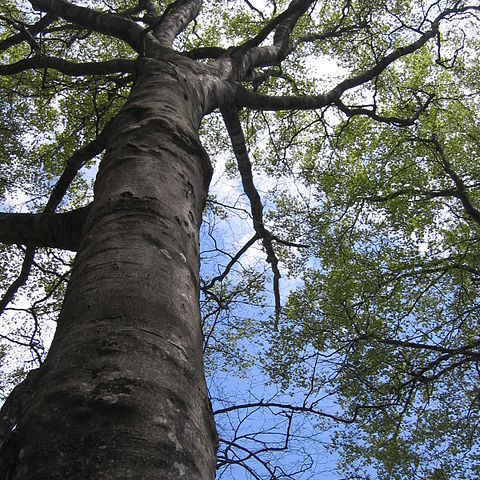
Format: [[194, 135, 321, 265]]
[[0, 52, 218, 480], [0, 207, 89, 251]]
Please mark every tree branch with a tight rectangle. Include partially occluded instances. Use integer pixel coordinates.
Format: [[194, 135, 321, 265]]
[[271, 235, 308, 249], [334, 94, 433, 127], [0, 120, 111, 317], [213, 399, 394, 425], [0, 13, 57, 53], [295, 22, 367, 45], [0, 15, 41, 53], [0, 206, 90, 251], [217, 437, 280, 478], [363, 186, 460, 202], [0, 247, 36, 317], [238, 0, 314, 53], [429, 136, 480, 227], [227, 0, 314, 79], [184, 46, 227, 60], [0, 54, 136, 76], [151, 0, 202, 48], [380, 337, 480, 361], [45, 120, 113, 212], [29, 0, 148, 52], [221, 106, 282, 327], [234, 5, 479, 110], [201, 234, 260, 291]]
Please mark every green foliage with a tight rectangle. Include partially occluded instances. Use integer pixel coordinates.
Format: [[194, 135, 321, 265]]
[[1, 1, 479, 478], [262, 17, 480, 476]]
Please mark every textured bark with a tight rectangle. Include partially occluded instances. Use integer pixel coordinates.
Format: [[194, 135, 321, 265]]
[[153, 0, 202, 48], [0, 56, 135, 76], [0, 207, 89, 251], [0, 54, 217, 480], [30, 0, 146, 51]]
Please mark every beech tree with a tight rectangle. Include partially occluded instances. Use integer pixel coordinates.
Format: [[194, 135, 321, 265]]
[[0, 0, 479, 479]]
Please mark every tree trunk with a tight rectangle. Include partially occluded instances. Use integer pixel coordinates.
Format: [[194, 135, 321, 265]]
[[0, 55, 217, 479]]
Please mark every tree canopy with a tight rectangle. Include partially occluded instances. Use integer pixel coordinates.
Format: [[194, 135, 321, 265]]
[[0, 0, 479, 479]]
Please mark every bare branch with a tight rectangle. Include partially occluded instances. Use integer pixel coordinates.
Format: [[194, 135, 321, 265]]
[[296, 22, 368, 44], [29, 0, 148, 52], [213, 399, 394, 425], [221, 106, 282, 327], [0, 13, 56, 53], [234, 5, 480, 110], [202, 234, 260, 291], [242, 0, 265, 20], [0, 54, 136, 76], [151, 0, 202, 48], [217, 437, 283, 478], [334, 93, 434, 126], [429, 136, 480, 227], [0, 206, 90, 251]]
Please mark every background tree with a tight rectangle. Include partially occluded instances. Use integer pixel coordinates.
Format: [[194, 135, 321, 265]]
[[0, 0, 479, 479]]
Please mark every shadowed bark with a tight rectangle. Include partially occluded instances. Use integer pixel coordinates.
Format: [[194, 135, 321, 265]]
[[0, 207, 90, 251], [0, 53, 219, 479]]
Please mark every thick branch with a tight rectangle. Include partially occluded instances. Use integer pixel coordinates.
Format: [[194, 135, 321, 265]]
[[0, 206, 90, 251], [0, 54, 136, 76], [0, 13, 57, 53], [152, 0, 202, 48], [239, 0, 313, 53], [234, 6, 477, 110], [0, 120, 111, 317], [235, 83, 332, 110], [29, 0, 147, 51], [272, 0, 312, 52], [46, 126, 111, 212], [0, 247, 35, 316], [226, 0, 314, 79], [184, 46, 227, 60], [117, 0, 158, 19]]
